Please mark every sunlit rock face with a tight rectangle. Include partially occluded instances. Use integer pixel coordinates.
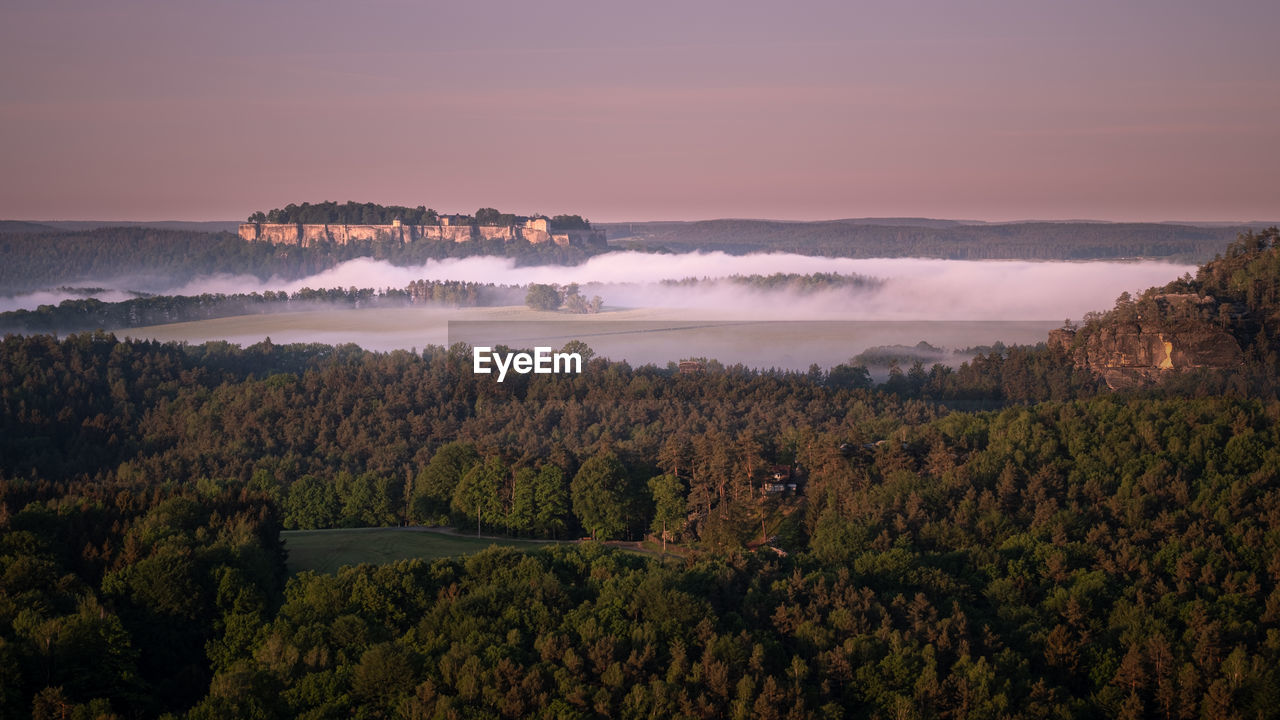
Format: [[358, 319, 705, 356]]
[[1052, 294, 1246, 389], [237, 222, 606, 248]]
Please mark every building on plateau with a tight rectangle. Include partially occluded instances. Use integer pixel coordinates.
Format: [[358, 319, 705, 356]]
[[239, 215, 606, 249]]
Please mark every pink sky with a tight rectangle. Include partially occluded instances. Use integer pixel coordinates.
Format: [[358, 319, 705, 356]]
[[1, 0, 1277, 223]]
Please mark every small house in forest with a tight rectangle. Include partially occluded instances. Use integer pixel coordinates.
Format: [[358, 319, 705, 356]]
[[678, 360, 705, 374]]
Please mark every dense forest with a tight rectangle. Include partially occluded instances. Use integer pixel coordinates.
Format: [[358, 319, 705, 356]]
[[0, 477, 286, 718], [605, 219, 1247, 262], [3, 330, 1279, 717], [0, 281, 522, 335], [4, 231, 1280, 717]]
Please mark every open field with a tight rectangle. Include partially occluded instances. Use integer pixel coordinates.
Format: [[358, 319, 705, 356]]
[[125, 306, 699, 351], [125, 305, 1060, 370], [282, 527, 555, 575]]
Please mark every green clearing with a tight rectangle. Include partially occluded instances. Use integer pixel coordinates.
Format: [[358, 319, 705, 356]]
[[282, 527, 556, 575], [126, 304, 1060, 369]]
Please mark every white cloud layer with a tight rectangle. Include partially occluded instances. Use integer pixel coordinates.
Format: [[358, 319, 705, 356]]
[[3, 251, 1196, 322]]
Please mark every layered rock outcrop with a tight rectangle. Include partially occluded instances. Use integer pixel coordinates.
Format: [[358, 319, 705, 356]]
[[238, 222, 606, 249], [1051, 294, 1245, 389]]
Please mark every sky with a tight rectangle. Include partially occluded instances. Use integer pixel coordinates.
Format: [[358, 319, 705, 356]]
[[1, 0, 1277, 223]]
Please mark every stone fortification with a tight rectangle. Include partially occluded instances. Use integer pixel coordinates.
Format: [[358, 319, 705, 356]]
[[238, 218, 606, 249]]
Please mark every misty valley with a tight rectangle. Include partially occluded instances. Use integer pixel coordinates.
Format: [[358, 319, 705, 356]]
[[5, 0, 1279, 715], [0, 243, 1195, 373], [3, 220, 1280, 719]]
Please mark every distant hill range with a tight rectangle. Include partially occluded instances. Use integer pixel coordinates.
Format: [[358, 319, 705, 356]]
[[600, 218, 1276, 262], [4, 218, 1277, 280], [6, 220, 244, 233], [0, 221, 61, 234], [0, 224, 602, 295]]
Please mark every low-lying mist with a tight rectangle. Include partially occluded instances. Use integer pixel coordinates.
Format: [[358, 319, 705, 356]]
[[1, 251, 1198, 369], [0, 288, 141, 313], [3, 251, 1197, 322]]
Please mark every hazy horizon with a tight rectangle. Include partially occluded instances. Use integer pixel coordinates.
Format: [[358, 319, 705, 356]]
[[7, 214, 1279, 227]]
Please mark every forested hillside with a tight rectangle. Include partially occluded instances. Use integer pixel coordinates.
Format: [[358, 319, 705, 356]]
[[605, 219, 1244, 262], [1124, 227, 1280, 358], [0, 228, 311, 294], [1054, 228, 1280, 390], [0, 478, 285, 717], [5, 231, 1280, 718], [1, 219, 1256, 299], [0, 227, 601, 294], [0, 273, 876, 335], [0, 281, 520, 335], [3, 332, 1280, 717]]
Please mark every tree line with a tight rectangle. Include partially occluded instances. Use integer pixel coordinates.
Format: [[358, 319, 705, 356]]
[[611, 219, 1247, 262], [248, 201, 593, 230], [0, 281, 525, 335], [4, 270, 900, 333], [525, 283, 605, 313], [3, 331, 1280, 716], [0, 226, 605, 295], [660, 271, 882, 293]]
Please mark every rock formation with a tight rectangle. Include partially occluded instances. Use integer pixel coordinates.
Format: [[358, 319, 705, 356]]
[[1051, 294, 1246, 389], [238, 219, 606, 249]]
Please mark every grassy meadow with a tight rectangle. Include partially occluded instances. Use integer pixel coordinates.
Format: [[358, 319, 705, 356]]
[[282, 527, 556, 574], [124, 304, 1059, 370]]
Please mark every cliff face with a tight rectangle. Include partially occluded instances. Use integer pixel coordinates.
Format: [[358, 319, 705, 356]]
[[238, 222, 606, 249], [1049, 230, 1280, 390], [1052, 294, 1245, 389]]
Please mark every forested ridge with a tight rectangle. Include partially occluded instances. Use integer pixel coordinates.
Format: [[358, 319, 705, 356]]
[[3, 329, 1280, 717], [0, 272, 877, 334], [0, 281, 522, 335], [0, 227, 602, 295], [0, 477, 286, 718], [4, 232, 1280, 717], [606, 219, 1245, 262], [0, 219, 1256, 299], [1072, 228, 1280, 362], [247, 201, 592, 231]]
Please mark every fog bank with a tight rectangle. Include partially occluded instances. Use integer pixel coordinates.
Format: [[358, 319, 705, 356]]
[[4, 251, 1196, 323], [172, 252, 1194, 322]]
